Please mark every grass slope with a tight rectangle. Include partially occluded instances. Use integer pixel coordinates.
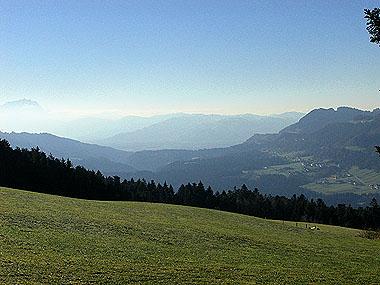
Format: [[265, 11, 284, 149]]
[[1, 187, 380, 284]]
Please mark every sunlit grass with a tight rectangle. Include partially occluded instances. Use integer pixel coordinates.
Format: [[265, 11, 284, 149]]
[[1, 187, 379, 284]]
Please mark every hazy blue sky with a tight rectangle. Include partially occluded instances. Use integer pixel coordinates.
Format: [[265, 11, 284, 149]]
[[1, 0, 379, 116]]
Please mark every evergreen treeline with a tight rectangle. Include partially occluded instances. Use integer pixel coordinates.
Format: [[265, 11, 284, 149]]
[[0, 139, 379, 230]]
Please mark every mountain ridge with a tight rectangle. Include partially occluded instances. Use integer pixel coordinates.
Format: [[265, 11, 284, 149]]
[[2, 106, 379, 203], [98, 112, 304, 151], [280, 107, 377, 134]]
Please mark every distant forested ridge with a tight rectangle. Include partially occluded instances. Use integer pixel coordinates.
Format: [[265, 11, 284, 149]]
[[0, 139, 379, 230], [149, 107, 380, 197]]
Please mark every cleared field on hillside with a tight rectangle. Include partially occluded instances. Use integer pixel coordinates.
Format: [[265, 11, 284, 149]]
[[0, 187, 380, 284], [303, 167, 380, 195]]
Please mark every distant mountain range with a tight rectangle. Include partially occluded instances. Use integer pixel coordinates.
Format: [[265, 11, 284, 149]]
[[0, 98, 304, 150], [0, 99, 53, 134], [146, 107, 380, 197], [1, 106, 379, 205], [280, 107, 380, 134], [97, 112, 304, 151], [53, 113, 187, 142], [0, 132, 136, 174], [0, 99, 43, 111], [0, 131, 233, 173]]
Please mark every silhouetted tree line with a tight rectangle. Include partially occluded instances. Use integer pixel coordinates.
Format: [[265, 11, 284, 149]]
[[365, 8, 380, 46], [0, 139, 379, 230]]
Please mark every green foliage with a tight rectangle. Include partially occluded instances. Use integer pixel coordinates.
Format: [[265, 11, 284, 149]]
[[1, 187, 380, 284], [365, 8, 380, 46]]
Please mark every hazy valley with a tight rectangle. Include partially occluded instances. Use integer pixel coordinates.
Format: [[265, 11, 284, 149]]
[[1, 3, 379, 284], [2, 105, 380, 206]]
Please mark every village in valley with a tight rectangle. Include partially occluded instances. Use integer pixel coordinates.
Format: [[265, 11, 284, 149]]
[[245, 151, 380, 195]]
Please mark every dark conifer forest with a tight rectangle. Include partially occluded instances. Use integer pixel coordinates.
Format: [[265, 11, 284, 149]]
[[0, 139, 379, 230]]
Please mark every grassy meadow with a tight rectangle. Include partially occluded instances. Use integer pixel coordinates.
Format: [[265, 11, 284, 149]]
[[0, 187, 380, 284]]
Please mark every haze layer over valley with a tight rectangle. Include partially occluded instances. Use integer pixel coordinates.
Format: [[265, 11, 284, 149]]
[[0, 99, 304, 150], [2, 103, 380, 206]]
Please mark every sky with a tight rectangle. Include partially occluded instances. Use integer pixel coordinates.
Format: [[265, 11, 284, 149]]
[[1, 0, 379, 117]]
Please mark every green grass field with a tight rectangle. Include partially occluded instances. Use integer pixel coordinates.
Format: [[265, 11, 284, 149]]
[[1, 187, 380, 284], [349, 167, 380, 186], [252, 162, 305, 177], [303, 167, 380, 195]]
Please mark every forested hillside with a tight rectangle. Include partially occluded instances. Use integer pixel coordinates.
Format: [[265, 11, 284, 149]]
[[1, 139, 379, 230], [147, 107, 380, 200]]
